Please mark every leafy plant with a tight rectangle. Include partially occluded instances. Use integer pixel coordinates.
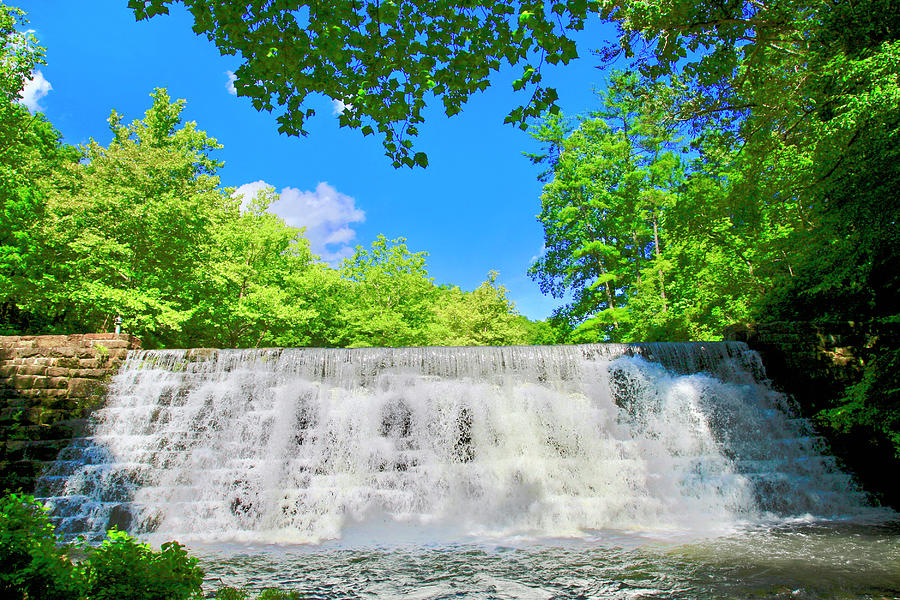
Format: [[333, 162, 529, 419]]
[[214, 587, 252, 600], [82, 529, 204, 600], [0, 493, 80, 600], [257, 588, 302, 600]]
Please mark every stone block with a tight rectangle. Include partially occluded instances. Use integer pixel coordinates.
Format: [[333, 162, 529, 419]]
[[35, 336, 70, 348], [96, 339, 129, 349], [0, 365, 17, 377], [48, 418, 91, 438], [67, 378, 104, 398], [45, 367, 70, 378], [79, 358, 100, 368], [42, 396, 78, 411], [46, 377, 69, 389], [19, 365, 47, 376], [11, 374, 35, 389], [76, 368, 109, 379], [22, 439, 70, 461], [55, 358, 80, 369], [49, 347, 77, 358]]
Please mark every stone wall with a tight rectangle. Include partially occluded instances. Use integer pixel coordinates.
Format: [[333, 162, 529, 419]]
[[0, 334, 140, 493], [726, 321, 900, 506]]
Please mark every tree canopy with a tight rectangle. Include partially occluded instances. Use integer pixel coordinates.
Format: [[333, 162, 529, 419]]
[[128, 0, 591, 167], [0, 3, 547, 347]]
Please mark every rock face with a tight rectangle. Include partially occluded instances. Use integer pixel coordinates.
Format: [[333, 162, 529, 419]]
[[726, 321, 900, 506], [0, 334, 140, 493]]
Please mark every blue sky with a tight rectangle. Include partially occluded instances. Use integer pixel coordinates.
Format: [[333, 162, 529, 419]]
[[17, 0, 617, 320]]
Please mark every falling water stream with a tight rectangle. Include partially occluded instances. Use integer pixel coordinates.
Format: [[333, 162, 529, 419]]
[[37, 343, 900, 598]]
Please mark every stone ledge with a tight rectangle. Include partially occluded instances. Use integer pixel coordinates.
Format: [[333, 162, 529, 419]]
[[0, 333, 141, 493]]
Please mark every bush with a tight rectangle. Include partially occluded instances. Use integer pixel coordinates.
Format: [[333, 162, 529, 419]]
[[214, 587, 252, 600], [82, 529, 204, 600], [0, 493, 80, 600], [257, 589, 302, 600], [1, 493, 206, 600]]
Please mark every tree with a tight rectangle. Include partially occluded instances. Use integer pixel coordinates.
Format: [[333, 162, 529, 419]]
[[528, 74, 683, 341], [0, 3, 77, 333], [189, 186, 320, 348], [430, 271, 528, 346], [338, 235, 437, 347], [128, 0, 593, 166], [31, 89, 232, 345]]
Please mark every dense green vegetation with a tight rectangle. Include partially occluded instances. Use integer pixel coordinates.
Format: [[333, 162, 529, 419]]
[[0, 4, 551, 349], [1, 492, 341, 599], [1, 493, 204, 599]]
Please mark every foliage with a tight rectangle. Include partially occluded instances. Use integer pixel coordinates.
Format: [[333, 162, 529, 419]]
[[0, 2, 78, 334], [189, 186, 319, 348], [1, 493, 204, 600], [0, 4, 538, 348], [257, 589, 301, 600], [338, 234, 437, 347], [819, 347, 900, 459], [29, 88, 231, 345], [128, 0, 593, 167], [0, 493, 80, 600], [82, 529, 204, 600], [214, 588, 251, 600], [526, 1, 898, 343], [430, 271, 528, 346], [528, 73, 690, 342]]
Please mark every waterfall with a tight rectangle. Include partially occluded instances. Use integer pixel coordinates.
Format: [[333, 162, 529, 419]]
[[37, 343, 869, 544]]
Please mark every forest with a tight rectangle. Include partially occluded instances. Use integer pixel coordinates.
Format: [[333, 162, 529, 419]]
[[0, 10, 553, 349], [1, 3, 898, 453]]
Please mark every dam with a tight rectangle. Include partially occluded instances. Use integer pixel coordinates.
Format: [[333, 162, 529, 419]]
[[32, 342, 899, 597]]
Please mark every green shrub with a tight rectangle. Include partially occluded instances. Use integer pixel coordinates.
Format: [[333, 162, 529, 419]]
[[257, 588, 302, 600], [0, 493, 81, 600], [214, 587, 252, 600], [82, 529, 204, 600]]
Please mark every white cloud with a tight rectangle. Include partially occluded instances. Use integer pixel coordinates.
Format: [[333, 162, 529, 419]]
[[233, 180, 365, 265], [226, 70, 237, 95], [331, 98, 352, 116], [233, 180, 274, 210], [20, 70, 51, 112]]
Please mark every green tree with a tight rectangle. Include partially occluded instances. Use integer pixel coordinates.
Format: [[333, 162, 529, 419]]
[[82, 530, 204, 600], [31, 88, 232, 346], [0, 3, 77, 333], [528, 74, 683, 341], [430, 271, 528, 346], [0, 493, 80, 600], [190, 186, 320, 348], [338, 235, 437, 347], [129, 0, 592, 166]]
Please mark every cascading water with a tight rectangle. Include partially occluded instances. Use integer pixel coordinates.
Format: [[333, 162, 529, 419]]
[[37, 342, 873, 546]]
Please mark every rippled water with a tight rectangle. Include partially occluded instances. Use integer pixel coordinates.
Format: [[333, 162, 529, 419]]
[[195, 519, 900, 599]]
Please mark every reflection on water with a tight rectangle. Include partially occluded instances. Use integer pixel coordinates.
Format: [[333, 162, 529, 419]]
[[194, 519, 900, 600]]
